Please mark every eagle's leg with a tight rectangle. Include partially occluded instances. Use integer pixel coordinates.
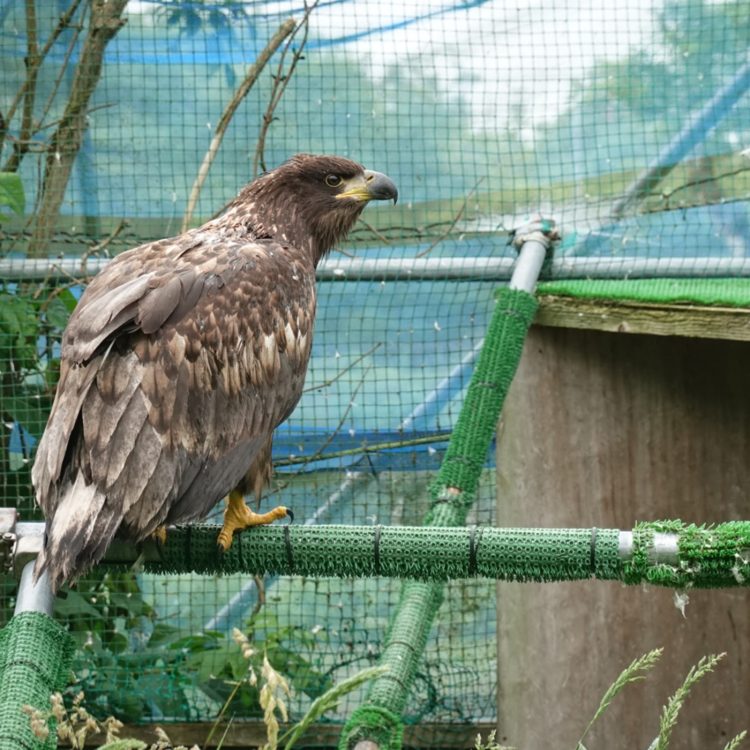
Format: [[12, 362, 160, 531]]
[[217, 489, 292, 551]]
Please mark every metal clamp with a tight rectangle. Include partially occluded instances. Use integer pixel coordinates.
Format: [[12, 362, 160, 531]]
[[0, 509, 47, 577], [0, 508, 18, 573]]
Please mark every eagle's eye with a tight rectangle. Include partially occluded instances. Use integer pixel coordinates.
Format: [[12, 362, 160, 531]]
[[325, 174, 342, 187]]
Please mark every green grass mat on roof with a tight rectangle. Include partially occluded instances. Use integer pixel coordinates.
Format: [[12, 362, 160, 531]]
[[536, 278, 750, 309]]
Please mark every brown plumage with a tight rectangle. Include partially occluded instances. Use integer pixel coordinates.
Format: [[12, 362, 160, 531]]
[[32, 154, 397, 592]]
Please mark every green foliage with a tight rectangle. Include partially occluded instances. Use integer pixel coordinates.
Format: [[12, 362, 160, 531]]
[[576, 648, 663, 749], [279, 665, 388, 750], [654, 653, 726, 750], [97, 741, 147, 750], [186, 609, 332, 718], [0, 283, 76, 509], [0, 172, 25, 219], [574, 649, 745, 750], [723, 732, 749, 750], [57, 571, 193, 723], [155, 0, 254, 36]]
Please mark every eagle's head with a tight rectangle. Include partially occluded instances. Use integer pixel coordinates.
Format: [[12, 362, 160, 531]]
[[221, 154, 398, 265]]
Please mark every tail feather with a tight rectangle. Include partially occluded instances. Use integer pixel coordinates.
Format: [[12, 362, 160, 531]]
[[33, 473, 120, 594]]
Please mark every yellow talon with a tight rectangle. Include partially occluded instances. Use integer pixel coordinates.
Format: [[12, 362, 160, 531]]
[[217, 489, 292, 551], [151, 526, 168, 545]]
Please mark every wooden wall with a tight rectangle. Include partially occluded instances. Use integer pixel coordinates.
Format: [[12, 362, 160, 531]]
[[495, 326, 750, 749]]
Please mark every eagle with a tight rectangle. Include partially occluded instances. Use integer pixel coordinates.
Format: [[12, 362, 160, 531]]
[[32, 154, 398, 593]]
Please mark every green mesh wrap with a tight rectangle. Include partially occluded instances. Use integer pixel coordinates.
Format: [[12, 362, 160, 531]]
[[341, 287, 538, 749], [0, 612, 75, 750], [340, 706, 404, 750], [143, 525, 626, 583], [537, 278, 750, 308], [623, 521, 750, 588], [428, 287, 539, 514]]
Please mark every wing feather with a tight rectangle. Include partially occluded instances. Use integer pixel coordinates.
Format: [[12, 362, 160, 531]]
[[64, 273, 155, 362], [34, 236, 317, 591]]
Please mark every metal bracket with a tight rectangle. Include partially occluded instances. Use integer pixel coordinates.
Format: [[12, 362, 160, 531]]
[[0, 509, 46, 577], [0, 508, 18, 574]]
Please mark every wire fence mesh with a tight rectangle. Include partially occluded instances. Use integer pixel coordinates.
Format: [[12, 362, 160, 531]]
[[1, 0, 749, 738]]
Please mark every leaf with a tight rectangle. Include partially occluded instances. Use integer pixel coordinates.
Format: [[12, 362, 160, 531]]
[[187, 642, 244, 683], [102, 630, 129, 655], [137, 672, 189, 717], [54, 590, 104, 620], [4, 394, 50, 440], [97, 741, 147, 750], [657, 653, 726, 749], [148, 622, 180, 647], [57, 286, 79, 313], [109, 591, 154, 618], [0, 294, 35, 336], [281, 665, 389, 750], [575, 648, 663, 748], [722, 730, 748, 750], [45, 296, 73, 330], [0, 172, 25, 217], [170, 631, 223, 652]]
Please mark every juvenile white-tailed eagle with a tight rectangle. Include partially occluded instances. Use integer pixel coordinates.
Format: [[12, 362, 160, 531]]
[[33, 154, 397, 592]]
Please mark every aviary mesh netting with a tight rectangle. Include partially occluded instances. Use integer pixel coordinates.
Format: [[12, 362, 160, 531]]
[[1, 0, 749, 733]]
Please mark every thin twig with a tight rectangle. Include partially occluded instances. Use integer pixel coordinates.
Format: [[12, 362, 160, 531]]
[[415, 178, 484, 258], [180, 18, 296, 232], [639, 193, 750, 216], [3, 0, 40, 173], [1, 0, 85, 168], [35, 101, 118, 134], [249, 575, 266, 619], [303, 342, 382, 392], [82, 218, 127, 258], [252, 0, 321, 176], [273, 432, 453, 468], [292, 365, 371, 473], [36, 10, 86, 135], [650, 164, 750, 206], [27, 0, 128, 257], [357, 218, 392, 245]]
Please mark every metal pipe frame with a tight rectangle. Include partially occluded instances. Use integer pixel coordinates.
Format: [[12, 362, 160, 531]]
[[3, 255, 750, 283]]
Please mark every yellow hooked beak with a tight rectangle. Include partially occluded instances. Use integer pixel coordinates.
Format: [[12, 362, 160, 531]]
[[336, 169, 398, 204]]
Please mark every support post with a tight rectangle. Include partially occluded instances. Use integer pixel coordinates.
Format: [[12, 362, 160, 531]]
[[339, 221, 558, 750]]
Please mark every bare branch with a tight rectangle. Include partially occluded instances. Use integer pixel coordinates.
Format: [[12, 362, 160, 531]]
[[27, 0, 129, 257], [273, 432, 453, 468], [3, 0, 40, 173], [415, 178, 483, 258], [83, 218, 128, 257], [252, 0, 321, 176], [290, 364, 372, 473], [36, 13, 87, 134], [1, 0, 85, 168], [357, 218, 392, 245], [180, 18, 296, 233], [303, 342, 382, 393], [650, 165, 750, 207]]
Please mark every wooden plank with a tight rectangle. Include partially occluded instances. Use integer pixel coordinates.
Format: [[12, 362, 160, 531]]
[[77, 721, 496, 748], [496, 327, 750, 749], [535, 294, 750, 341]]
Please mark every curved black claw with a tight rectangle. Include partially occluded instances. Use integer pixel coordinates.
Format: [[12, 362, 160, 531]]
[[285, 508, 295, 523]]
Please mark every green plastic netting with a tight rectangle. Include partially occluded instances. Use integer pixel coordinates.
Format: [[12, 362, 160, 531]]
[[0, 613, 74, 750], [2, 0, 749, 740]]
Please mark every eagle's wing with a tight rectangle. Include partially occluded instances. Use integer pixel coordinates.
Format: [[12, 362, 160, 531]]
[[33, 233, 315, 589]]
